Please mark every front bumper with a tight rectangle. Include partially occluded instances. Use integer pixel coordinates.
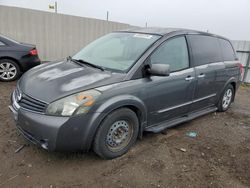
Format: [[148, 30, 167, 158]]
[[9, 92, 102, 152]]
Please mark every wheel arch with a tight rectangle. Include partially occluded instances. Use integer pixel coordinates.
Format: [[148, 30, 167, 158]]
[[217, 77, 238, 103], [0, 56, 21, 71], [85, 95, 148, 151]]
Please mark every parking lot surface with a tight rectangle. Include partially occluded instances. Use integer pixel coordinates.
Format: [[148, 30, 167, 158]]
[[0, 82, 250, 188]]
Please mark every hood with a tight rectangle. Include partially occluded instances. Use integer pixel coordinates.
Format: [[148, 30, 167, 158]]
[[19, 60, 126, 102]]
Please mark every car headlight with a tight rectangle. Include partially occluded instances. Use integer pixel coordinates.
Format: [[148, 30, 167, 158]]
[[46, 89, 101, 116]]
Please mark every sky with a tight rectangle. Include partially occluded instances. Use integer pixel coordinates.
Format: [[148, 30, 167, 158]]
[[0, 0, 250, 40]]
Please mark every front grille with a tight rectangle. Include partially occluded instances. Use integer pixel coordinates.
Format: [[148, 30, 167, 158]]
[[14, 87, 47, 113]]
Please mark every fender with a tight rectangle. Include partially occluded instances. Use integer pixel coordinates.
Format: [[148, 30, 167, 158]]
[[84, 95, 148, 150], [0, 56, 20, 67]]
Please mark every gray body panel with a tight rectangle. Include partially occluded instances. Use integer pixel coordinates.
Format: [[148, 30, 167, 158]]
[[9, 28, 241, 152]]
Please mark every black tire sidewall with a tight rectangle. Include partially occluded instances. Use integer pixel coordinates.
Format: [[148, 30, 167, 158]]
[[0, 59, 20, 82], [218, 85, 234, 112], [93, 108, 139, 159]]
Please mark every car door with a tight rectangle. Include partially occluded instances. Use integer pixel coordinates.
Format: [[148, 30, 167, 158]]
[[144, 36, 196, 126], [0, 40, 7, 50], [0, 39, 8, 58], [0, 39, 10, 54], [186, 35, 223, 112]]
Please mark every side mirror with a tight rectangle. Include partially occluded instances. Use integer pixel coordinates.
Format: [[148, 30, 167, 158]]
[[148, 64, 170, 76]]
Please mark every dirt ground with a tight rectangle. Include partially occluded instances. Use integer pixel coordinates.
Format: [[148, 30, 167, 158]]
[[0, 82, 250, 188]]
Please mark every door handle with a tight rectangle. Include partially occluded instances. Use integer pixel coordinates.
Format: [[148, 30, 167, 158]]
[[197, 73, 205, 78], [185, 76, 195, 81]]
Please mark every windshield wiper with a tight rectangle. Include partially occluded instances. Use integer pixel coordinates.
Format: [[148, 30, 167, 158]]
[[67, 56, 104, 71]]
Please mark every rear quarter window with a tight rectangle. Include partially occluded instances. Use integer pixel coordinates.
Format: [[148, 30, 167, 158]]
[[218, 39, 236, 61], [188, 35, 222, 66]]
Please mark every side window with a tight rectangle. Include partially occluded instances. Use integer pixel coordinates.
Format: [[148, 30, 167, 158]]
[[0, 41, 5, 46], [188, 35, 222, 66], [219, 39, 236, 61], [150, 36, 189, 72]]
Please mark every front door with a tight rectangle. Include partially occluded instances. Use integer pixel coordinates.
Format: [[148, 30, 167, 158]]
[[144, 36, 196, 126]]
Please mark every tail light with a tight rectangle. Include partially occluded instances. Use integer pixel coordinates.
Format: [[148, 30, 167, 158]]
[[29, 48, 38, 56], [237, 62, 243, 75]]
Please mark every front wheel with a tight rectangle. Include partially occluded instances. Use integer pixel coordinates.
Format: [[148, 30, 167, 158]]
[[93, 108, 139, 159], [217, 84, 234, 112]]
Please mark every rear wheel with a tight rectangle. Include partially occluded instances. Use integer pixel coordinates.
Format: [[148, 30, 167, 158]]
[[93, 108, 139, 159], [217, 84, 234, 112], [0, 59, 20, 81]]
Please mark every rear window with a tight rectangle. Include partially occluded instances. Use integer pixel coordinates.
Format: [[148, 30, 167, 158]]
[[218, 39, 236, 61], [188, 35, 222, 66]]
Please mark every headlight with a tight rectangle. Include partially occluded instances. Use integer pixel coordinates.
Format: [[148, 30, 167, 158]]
[[46, 89, 101, 116]]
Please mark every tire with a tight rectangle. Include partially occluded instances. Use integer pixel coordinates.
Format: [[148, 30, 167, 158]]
[[93, 108, 139, 159], [0, 59, 20, 82], [217, 84, 234, 112]]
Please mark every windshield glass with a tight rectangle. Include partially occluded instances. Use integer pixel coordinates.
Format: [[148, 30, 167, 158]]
[[73, 32, 160, 72]]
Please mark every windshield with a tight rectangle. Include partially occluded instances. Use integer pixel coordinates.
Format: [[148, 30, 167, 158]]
[[73, 32, 160, 72]]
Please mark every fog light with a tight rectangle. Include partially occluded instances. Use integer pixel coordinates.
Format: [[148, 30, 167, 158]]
[[40, 139, 48, 150]]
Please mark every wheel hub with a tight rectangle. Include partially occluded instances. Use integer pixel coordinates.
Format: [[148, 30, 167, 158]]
[[106, 120, 129, 148], [0, 62, 17, 80]]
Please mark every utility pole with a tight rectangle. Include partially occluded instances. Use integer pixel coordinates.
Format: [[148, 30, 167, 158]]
[[106, 11, 109, 21], [55, 1, 58, 13], [145, 22, 148, 28]]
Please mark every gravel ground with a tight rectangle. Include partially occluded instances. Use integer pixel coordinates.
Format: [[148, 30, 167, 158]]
[[0, 82, 250, 188]]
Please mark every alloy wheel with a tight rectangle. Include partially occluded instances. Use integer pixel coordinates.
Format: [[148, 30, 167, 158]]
[[222, 88, 233, 109], [0, 62, 17, 80]]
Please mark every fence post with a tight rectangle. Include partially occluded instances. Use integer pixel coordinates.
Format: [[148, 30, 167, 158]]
[[242, 52, 250, 83]]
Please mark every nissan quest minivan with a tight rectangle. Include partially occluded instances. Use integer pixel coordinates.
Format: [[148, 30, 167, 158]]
[[9, 28, 242, 159]]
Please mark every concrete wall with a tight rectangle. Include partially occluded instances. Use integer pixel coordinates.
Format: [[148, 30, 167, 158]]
[[0, 5, 130, 61]]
